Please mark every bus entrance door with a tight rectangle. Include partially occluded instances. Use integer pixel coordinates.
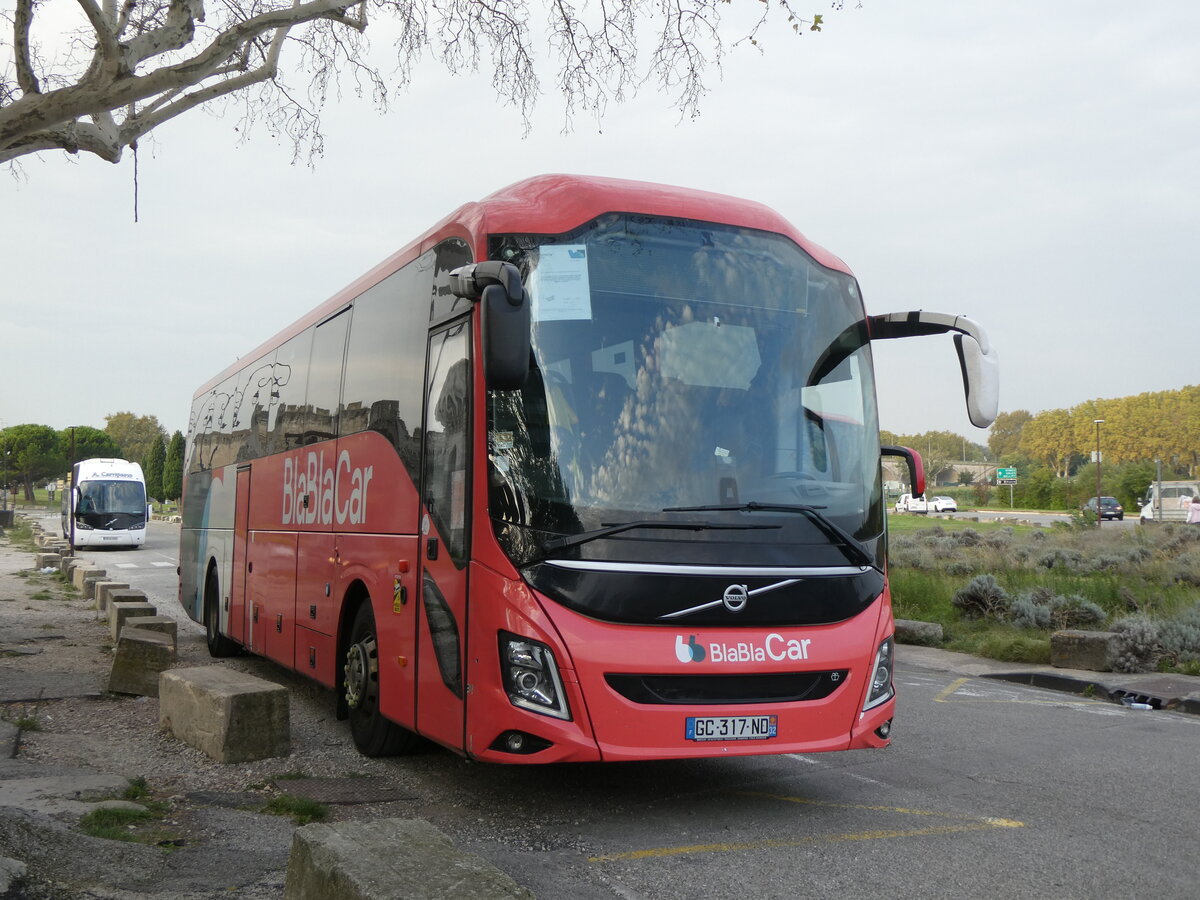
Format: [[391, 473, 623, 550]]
[[415, 323, 471, 752]]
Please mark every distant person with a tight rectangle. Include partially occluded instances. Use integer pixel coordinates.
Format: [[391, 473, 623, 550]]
[[1188, 495, 1200, 525]]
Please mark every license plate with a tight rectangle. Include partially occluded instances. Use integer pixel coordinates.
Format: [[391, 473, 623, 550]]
[[685, 715, 777, 742]]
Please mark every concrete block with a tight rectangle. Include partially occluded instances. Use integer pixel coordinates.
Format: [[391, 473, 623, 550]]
[[34, 552, 61, 569], [283, 819, 534, 900], [124, 616, 177, 649], [108, 628, 176, 697], [894, 619, 944, 647], [81, 575, 109, 600], [94, 582, 132, 614], [159, 667, 290, 763], [73, 566, 106, 591], [1050, 630, 1119, 672], [109, 600, 157, 641]]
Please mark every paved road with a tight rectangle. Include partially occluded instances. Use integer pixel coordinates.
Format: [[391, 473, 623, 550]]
[[33, 512, 1200, 898]]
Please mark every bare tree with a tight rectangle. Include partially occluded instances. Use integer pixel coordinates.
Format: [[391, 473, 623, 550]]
[[1, 0, 834, 166]]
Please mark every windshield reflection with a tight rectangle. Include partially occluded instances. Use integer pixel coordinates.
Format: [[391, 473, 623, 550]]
[[486, 214, 883, 566]]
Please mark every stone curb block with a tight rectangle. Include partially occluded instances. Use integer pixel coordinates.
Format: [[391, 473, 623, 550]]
[[159, 667, 290, 763], [109, 600, 157, 642], [894, 619, 944, 646], [94, 582, 132, 614], [72, 566, 106, 592], [283, 819, 534, 900], [1050, 629, 1118, 672], [124, 615, 178, 648], [108, 627, 177, 697]]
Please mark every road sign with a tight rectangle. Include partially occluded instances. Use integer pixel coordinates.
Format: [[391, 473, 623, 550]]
[[997, 467, 1017, 485]]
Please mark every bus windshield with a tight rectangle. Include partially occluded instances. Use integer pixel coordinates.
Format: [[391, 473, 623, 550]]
[[487, 214, 884, 568], [77, 480, 147, 516]]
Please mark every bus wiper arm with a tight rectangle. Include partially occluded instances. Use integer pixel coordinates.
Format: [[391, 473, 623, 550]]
[[543, 520, 778, 554], [663, 502, 875, 568]]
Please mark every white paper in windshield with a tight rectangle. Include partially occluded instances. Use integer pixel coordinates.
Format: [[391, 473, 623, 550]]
[[530, 245, 592, 321]]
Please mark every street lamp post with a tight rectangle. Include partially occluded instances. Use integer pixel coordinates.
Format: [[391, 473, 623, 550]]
[[1094, 419, 1105, 528]]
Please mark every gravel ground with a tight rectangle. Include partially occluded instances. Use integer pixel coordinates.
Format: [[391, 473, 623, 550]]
[[0, 521, 454, 899]]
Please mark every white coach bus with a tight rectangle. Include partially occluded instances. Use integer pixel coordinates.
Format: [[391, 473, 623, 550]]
[[62, 458, 149, 549]]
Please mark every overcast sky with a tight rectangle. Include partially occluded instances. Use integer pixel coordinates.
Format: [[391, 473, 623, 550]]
[[3, 0, 1197, 446]]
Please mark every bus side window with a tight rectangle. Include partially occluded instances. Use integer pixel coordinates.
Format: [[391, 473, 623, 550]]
[[269, 330, 313, 454], [304, 309, 351, 446], [341, 263, 430, 484]]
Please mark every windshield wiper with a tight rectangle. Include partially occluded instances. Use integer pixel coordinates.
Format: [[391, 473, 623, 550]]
[[663, 502, 876, 568], [543, 520, 778, 554]]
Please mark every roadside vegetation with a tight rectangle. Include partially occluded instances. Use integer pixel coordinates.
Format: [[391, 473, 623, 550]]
[[77, 777, 179, 847], [888, 517, 1200, 673]]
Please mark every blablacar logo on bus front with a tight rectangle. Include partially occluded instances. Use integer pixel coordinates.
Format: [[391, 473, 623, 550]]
[[676, 633, 813, 664]]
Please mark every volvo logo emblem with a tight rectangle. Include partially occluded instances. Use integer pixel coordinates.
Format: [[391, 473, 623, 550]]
[[722, 584, 749, 613]]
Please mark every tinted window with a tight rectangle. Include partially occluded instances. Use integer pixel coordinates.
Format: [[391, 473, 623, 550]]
[[423, 324, 472, 567], [302, 310, 350, 445], [341, 265, 429, 480], [269, 330, 313, 454], [429, 240, 474, 324]]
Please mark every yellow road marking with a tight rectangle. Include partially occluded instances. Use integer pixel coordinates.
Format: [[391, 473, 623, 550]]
[[587, 791, 1024, 864], [934, 676, 971, 703]]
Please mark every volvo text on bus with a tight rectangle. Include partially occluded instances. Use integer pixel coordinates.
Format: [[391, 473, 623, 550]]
[[178, 174, 998, 763]]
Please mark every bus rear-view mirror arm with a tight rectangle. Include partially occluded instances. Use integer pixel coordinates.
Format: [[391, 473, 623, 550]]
[[881, 445, 925, 498], [449, 261, 532, 391], [868, 311, 999, 428]]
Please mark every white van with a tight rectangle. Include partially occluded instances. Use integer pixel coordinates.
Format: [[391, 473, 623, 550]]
[[895, 493, 928, 514], [1138, 480, 1200, 524]]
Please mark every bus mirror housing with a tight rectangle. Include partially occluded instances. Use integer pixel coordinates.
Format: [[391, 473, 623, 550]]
[[450, 262, 531, 390], [869, 311, 999, 428], [881, 445, 925, 497]]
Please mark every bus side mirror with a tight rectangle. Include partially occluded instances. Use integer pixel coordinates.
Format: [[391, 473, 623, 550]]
[[869, 311, 999, 428], [881, 445, 925, 497], [954, 332, 999, 428], [481, 282, 531, 390], [450, 261, 531, 391]]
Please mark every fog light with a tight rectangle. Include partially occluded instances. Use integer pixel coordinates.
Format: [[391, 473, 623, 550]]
[[489, 730, 553, 755], [875, 719, 892, 739]]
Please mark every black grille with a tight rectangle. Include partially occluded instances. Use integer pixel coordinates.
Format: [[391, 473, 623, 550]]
[[605, 670, 849, 705]]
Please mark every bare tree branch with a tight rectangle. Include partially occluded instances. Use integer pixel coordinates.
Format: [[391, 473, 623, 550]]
[[1, 0, 839, 166]]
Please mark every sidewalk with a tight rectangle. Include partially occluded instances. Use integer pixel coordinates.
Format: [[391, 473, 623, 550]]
[[898, 644, 1200, 715]]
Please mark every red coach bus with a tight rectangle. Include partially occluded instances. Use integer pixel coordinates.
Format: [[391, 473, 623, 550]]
[[179, 174, 998, 763]]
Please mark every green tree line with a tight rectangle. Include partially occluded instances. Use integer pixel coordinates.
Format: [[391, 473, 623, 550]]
[[0, 412, 184, 503]]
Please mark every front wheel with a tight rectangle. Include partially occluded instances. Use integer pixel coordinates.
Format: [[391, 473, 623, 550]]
[[344, 602, 419, 757], [204, 569, 240, 658]]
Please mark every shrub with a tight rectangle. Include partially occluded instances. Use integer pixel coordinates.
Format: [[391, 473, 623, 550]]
[[1008, 595, 1052, 630], [952, 529, 982, 547], [952, 574, 1009, 620], [1109, 616, 1160, 673], [1158, 605, 1200, 663], [1048, 594, 1107, 630]]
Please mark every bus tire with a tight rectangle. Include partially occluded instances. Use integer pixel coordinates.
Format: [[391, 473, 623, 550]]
[[344, 602, 417, 757], [204, 568, 240, 658]]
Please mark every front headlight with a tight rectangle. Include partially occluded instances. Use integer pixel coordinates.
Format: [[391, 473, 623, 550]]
[[499, 631, 571, 720], [863, 636, 895, 711]]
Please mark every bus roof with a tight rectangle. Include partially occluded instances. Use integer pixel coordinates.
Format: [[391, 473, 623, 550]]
[[196, 174, 852, 398], [74, 458, 144, 480]]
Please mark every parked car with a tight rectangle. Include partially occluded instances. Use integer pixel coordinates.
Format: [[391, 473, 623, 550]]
[[1084, 496, 1124, 521], [929, 496, 958, 513], [894, 493, 928, 513]]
